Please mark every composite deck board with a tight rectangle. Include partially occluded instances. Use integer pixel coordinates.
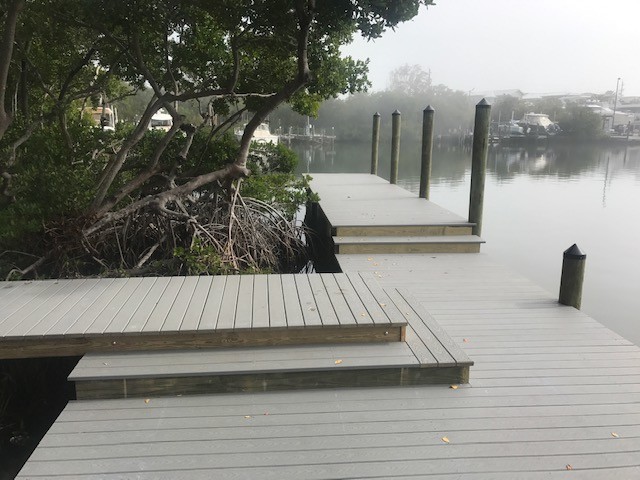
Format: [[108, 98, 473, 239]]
[[234, 275, 254, 330], [101, 277, 157, 334], [6, 279, 89, 336], [294, 275, 322, 327], [214, 275, 240, 330], [267, 274, 286, 328], [281, 275, 304, 327], [122, 277, 172, 333], [251, 275, 269, 329], [333, 273, 374, 325], [307, 275, 339, 326], [344, 272, 391, 325], [318, 273, 353, 326], [141, 276, 185, 333], [180, 276, 213, 331], [160, 276, 199, 332], [199, 276, 226, 330], [0, 274, 405, 359]]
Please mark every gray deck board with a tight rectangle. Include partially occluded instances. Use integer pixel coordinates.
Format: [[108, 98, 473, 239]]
[[252, 275, 269, 329], [160, 276, 199, 332], [180, 276, 213, 332], [215, 275, 240, 330], [234, 275, 253, 329], [141, 276, 184, 333], [318, 273, 353, 325], [281, 274, 304, 327], [122, 276, 171, 333], [334, 272, 373, 325], [294, 275, 322, 327], [307, 275, 339, 326], [267, 274, 286, 328], [199, 276, 226, 330]]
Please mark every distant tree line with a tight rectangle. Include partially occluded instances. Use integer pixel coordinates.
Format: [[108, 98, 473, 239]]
[[270, 64, 608, 142]]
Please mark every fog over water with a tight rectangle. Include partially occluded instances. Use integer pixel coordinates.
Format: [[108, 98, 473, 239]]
[[296, 141, 640, 346], [343, 0, 640, 95]]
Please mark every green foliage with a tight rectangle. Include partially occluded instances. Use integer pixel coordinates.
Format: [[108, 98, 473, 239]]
[[174, 240, 234, 276], [242, 173, 318, 220], [247, 143, 298, 174], [557, 105, 605, 139]]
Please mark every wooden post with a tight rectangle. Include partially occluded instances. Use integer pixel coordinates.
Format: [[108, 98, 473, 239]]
[[559, 244, 586, 309], [468, 99, 491, 236], [390, 110, 401, 184], [371, 112, 380, 175], [419, 105, 435, 199]]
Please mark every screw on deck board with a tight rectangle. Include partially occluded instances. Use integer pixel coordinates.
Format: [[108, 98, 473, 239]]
[[390, 110, 401, 184], [468, 99, 491, 236], [371, 112, 380, 175], [419, 106, 435, 199], [559, 244, 586, 309]]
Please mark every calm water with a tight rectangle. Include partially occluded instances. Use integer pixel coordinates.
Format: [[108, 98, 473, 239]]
[[294, 140, 640, 346]]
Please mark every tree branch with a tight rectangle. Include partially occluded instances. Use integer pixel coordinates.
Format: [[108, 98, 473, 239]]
[[0, 0, 25, 140]]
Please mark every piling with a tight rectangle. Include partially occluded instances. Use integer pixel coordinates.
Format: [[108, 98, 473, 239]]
[[468, 99, 491, 236], [419, 106, 435, 199], [559, 244, 587, 309], [371, 112, 380, 175], [390, 110, 401, 184]]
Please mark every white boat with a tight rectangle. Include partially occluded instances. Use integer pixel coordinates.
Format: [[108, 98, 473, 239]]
[[236, 122, 279, 145], [149, 109, 173, 131]]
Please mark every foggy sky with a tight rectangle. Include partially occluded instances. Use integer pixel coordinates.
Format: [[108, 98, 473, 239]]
[[343, 0, 639, 96]]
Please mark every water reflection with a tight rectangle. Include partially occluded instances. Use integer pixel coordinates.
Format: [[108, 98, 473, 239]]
[[294, 140, 640, 346]]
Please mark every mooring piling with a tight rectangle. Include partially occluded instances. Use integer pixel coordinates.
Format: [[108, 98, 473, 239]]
[[468, 98, 491, 236], [559, 244, 586, 309], [419, 105, 435, 199], [371, 112, 380, 175], [390, 110, 401, 184]]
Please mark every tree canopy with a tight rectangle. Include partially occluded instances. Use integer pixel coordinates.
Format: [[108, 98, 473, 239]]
[[0, 0, 434, 278]]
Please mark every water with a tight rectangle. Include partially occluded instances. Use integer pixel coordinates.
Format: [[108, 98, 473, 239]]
[[295, 140, 640, 346]]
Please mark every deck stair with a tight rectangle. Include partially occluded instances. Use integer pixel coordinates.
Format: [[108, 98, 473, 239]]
[[68, 275, 472, 399], [307, 173, 484, 254]]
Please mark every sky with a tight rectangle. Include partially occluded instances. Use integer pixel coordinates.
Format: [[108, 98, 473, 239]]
[[343, 0, 640, 97]]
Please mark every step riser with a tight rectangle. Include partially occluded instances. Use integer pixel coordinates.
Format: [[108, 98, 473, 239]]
[[74, 366, 470, 400], [334, 225, 473, 237], [336, 243, 481, 254]]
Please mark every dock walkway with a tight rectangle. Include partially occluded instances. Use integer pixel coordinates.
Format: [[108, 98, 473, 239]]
[[13, 174, 640, 478]]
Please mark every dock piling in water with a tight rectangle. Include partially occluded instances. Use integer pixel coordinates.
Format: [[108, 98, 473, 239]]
[[468, 99, 491, 236], [559, 244, 586, 309], [419, 106, 435, 199], [390, 110, 401, 184], [371, 112, 380, 175]]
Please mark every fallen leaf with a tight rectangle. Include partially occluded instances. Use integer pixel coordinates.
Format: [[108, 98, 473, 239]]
[[566, 465, 573, 470], [373, 262, 379, 266], [611, 432, 619, 438], [144, 399, 150, 404], [449, 385, 459, 390], [441, 437, 450, 443], [244, 415, 252, 419], [463, 338, 469, 343], [334, 359, 343, 365], [379, 302, 386, 307], [367, 257, 373, 261], [377, 274, 382, 278], [360, 312, 366, 316], [264, 412, 269, 416], [309, 307, 316, 311]]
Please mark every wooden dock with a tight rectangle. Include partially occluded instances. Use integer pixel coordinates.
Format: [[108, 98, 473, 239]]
[[12, 174, 640, 478]]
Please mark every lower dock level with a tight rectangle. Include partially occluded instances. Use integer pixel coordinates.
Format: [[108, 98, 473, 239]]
[[17, 253, 640, 478]]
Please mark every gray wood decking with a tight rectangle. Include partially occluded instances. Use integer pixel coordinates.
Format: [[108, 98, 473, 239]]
[[0, 273, 406, 359], [17, 253, 640, 478]]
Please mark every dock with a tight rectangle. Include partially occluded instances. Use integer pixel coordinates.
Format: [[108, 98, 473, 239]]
[[10, 173, 640, 478]]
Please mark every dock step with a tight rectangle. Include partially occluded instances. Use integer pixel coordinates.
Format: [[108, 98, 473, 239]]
[[69, 280, 473, 400], [333, 224, 474, 237], [333, 235, 484, 254]]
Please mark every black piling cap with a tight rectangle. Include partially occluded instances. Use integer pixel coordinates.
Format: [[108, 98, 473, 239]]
[[564, 244, 586, 260], [477, 98, 491, 107], [424, 105, 435, 112], [374, 112, 380, 117], [392, 109, 401, 115]]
